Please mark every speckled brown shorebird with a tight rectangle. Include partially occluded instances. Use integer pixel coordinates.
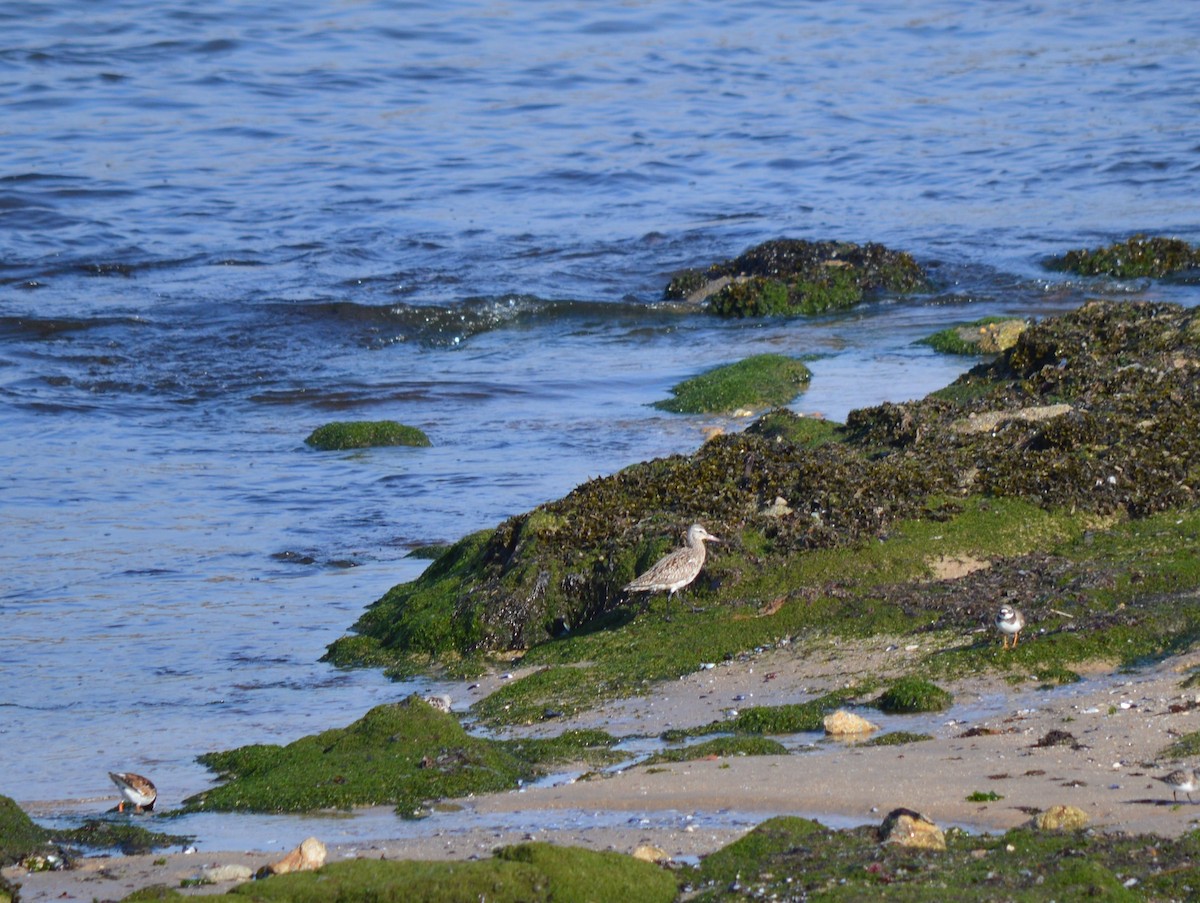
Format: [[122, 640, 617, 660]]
[[109, 771, 157, 813], [1154, 767, 1200, 803], [624, 524, 719, 613]]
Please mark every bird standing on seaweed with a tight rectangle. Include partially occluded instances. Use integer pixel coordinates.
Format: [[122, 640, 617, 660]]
[[624, 524, 719, 615]]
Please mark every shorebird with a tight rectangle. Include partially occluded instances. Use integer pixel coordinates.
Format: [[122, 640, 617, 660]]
[[1154, 768, 1200, 803], [109, 771, 157, 813], [624, 524, 719, 614], [995, 604, 1025, 649]]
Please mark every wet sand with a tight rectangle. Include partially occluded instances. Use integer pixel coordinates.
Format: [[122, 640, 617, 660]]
[[9, 638, 1200, 902]]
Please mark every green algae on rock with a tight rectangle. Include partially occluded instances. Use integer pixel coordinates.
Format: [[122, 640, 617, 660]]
[[179, 696, 619, 816], [121, 842, 678, 903], [0, 794, 189, 873], [652, 354, 812, 414], [55, 820, 192, 856], [918, 317, 1028, 355], [665, 238, 928, 317], [1047, 234, 1200, 278], [0, 794, 51, 867], [688, 816, 1191, 901], [743, 408, 841, 447], [326, 300, 1200, 723], [875, 677, 952, 714], [304, 420, 431, 451], [639, 736, 789, 767]]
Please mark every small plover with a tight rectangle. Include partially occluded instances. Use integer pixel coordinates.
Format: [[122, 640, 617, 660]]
[[109, 771, 157, 813], [995, 604, 1025, 649], [1154, 768, 1200, 803]]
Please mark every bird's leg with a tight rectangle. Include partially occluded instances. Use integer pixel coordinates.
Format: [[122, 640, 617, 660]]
[[118, 802, 125, 813], [1013, 631, 1020, 649]]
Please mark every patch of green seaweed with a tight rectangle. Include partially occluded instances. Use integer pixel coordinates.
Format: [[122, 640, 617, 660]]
[[875, 677, 953, 714], [639, 736, 789, 767], [652, 354, 811, 414], [687, 817, 1199, 901], [179, 696, 617, 816], [304, 420, 431, 451], [124, 842, 678, 903]]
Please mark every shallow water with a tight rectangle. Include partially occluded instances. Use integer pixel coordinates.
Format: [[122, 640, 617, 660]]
[[2, 0, 1200, 847]]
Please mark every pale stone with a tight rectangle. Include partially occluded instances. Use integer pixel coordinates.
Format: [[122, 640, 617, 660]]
[[878, 808, 946, 851], [823, 709, 879, 735], [952, 403, 1073, 435], [761, 496, 793, 518], [631, 843, 670, 864], [424, 694, 452, 712], [1033, 805, 1090, 831], [265, 837, 327, 876], [204, 864, 253, 883], [952, 318, 1027, 354]]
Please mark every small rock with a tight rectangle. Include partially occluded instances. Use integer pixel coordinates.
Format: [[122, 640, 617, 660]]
[[204, 864, 253, 883], [823, 709, 880, 736], [878, 808, 946, 851], [260, 837, 327, 877], [1033, 805, 1089, 831], [631, 843, 671, 864], [424, 694, 452, 712], [761, 496, 793, 518]]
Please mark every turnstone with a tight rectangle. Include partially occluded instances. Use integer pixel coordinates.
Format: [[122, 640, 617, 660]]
[[109, 771, 157, 813], [1154, 768, 1200, 803], [995, 604, 1025, 649], [624, 524, 719, 613]]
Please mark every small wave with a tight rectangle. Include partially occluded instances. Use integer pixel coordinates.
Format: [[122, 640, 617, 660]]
[[291, 294, 672, 348]]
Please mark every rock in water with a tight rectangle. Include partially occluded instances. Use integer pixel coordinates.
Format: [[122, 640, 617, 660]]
[[823, 709, 879, 735], [261, 837, 327, 877], [879, 808, 946, 851], [1033, 805, 1089, 831]]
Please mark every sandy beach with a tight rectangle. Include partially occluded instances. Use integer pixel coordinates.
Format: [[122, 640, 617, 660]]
[[9, 636, 1200, 902]]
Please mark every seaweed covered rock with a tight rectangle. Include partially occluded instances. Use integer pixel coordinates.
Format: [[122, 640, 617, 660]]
[[180, 695, 617, 815], [1047, 234, 1200, 278], [328, 301, 1200, 668], [181, 695, 532, 816], [652, 354, 811, 414], [665, 238, 928, 317], [305, 420, 431, 451], [0, 794, 51, 867]]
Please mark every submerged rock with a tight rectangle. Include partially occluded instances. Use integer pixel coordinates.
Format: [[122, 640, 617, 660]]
[[1047, 234, 1200, 278], [665, 238, 928, 317], [305, 420, 431, 450]]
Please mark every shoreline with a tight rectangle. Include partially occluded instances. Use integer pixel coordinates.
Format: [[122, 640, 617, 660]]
[[9, 642, 1200, 902]]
